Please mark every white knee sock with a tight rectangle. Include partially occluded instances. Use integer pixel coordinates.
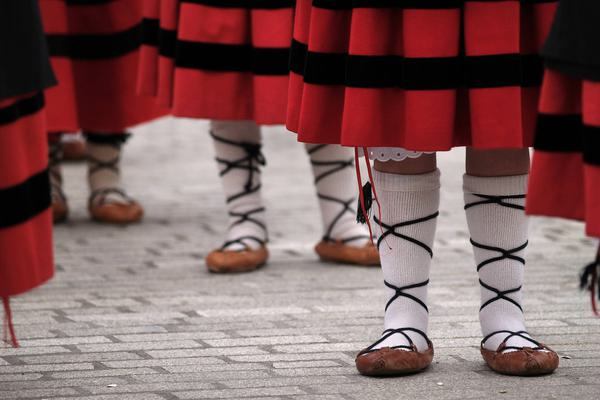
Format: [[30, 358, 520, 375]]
[[305, 144, 370, 247], [464, 174, 538, 351], [85, 132, 132, 205], [369, 169, 440, 352], [211, 120, 267, 251]]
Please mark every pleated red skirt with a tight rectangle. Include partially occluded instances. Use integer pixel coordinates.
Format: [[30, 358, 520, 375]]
[[287, 0, 557, 150], [137, 0, 294, 124], [40, 0, 167, 133], [0, 93, 54, 300], [527, 70, 600, 238]]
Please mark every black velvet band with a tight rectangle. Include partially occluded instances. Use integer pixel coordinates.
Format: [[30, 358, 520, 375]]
[[313, 0, 555, 9], [0, 168, 51, 229], [291, 40, 543, 89], [0, 92, 44, 126], [46, 23, 142, 59], [176, 40, 290, 75], [535, 114, 600, 166], [181, 0, 295, 8], [83, 132, 131, 144]]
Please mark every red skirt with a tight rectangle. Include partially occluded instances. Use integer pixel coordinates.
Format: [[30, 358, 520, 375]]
[[287, 0, 557, 150], [527, 70, 600, 238], [0, 93, 54, 300], [137, 0, 294, 124], [40, 0, 167, 133]]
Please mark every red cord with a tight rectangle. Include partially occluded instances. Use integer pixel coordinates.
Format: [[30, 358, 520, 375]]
[[591, 271, 599, 318], [355, 148, 373, 242], [363, 147, 383, 234], [2, 297, 19, 347]]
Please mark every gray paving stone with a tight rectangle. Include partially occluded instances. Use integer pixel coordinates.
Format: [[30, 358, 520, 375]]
[[51, 395, 167, 400], [16, 352, 144, 365], [228, 352, 354, 365], [101, 357, 224, 368], [49, 368, 161, 379], [146, 347, 268, 359], [204, 335, 328, 347], [174, 386, 307, 399], [112, 332, 228, 342], [272, 360, 342, 369], [75, 340, 204, 353], [0, 363, 95, 374], [0, 388, 80, 399]]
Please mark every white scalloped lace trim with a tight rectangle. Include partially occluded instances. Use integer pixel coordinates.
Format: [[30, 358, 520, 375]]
[[361, 147, 434, 162]]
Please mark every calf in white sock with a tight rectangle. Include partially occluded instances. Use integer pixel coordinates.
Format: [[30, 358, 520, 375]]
[[210, 120, 267, 252], [85, 132, 143, 224], [463, 174, 542, 352]]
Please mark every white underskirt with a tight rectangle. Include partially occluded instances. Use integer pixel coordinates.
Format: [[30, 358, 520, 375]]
[[361, 147, 434, 162]]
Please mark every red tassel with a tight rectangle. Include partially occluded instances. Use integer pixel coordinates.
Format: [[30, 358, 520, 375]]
[[355, 148, 374, 242], [2, 297, 19, 347], [362, 147, 383, 230]]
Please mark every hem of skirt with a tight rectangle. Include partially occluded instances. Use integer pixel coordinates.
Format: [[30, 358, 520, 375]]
[[46, 113, 168, 133], [173, 110, 285, 126], [0, 272, 54, 299], [546, 59, 600, 83]]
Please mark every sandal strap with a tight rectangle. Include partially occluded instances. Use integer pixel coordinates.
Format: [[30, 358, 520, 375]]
[[359, 327, 430, 356], [220, 235, 266, 252], [89, 188, 133, 207], [481, 330, 545, 353]]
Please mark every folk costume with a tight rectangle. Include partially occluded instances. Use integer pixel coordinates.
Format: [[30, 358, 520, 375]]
[[0, 0, 55, 346], [138, 0, 379, 272], [39, 0, 167, 224], [287, 0, 560, 376], [527, 1, 600, 316]]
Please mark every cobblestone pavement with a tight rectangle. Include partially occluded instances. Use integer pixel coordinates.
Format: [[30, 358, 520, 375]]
[[1, 118, 599, 400]]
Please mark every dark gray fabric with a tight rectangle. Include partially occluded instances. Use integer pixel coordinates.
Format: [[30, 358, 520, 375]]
[[543, 1, 600, 81], [0, 0, 56, 100]]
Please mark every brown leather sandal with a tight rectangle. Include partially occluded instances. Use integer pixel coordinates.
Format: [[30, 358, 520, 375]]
[[205, 245, 269, 273], [480, 330, 559, 376], [356, 328, 434, 376], [315, 240, 380, 266], [88, 188, 144, 224]]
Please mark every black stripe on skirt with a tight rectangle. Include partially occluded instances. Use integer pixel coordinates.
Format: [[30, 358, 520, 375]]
[[46, 23, 142, 59], [535, 114, 600, 166], [177, 41, 290, 75], [0, 92, 45, 125], [181, 0, 295, 9], [312, 0, 555, 10], [290, 40, 543, 89], [141, 20, 176, 59], [0, 169, 51, 229]]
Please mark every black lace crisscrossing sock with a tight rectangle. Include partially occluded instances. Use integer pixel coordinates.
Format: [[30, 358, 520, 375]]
[[463, 174, 540, 352], [364, 169, 440, 353], [210, 121, 267, 252], [305, 144, 371, 247]]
